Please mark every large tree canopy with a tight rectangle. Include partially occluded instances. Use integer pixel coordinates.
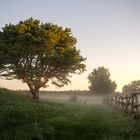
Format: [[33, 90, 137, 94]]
[[0, 18, 86, 100], [88, 66, 117, 95]]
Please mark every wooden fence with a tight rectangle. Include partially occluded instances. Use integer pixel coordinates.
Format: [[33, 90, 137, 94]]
[[103, 91, 140, 119]]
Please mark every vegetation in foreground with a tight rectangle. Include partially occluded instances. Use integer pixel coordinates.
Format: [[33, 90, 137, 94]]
[[0, 88, 140, 140]]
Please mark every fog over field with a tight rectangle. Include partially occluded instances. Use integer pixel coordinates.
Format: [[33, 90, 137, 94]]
[[40, 93, 104, 105]]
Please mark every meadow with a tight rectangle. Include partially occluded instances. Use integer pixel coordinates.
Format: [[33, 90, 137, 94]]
[[0, 88, 140, 140]]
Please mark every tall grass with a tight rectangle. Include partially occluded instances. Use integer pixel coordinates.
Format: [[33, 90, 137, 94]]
[[0, 88, 140, 140]]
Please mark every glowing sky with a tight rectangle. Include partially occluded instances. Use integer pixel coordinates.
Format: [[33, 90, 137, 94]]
[[0, 0, 140, 91]]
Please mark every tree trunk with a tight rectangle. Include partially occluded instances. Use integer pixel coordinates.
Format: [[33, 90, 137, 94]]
[[30, 89, 40, 101], [26, 81, 40, 101]]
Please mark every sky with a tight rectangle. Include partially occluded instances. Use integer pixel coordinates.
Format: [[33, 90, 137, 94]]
[[0, 0, 140, 92]]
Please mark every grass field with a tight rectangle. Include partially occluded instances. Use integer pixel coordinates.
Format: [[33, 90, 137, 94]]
[[0, 88, 140, 140]]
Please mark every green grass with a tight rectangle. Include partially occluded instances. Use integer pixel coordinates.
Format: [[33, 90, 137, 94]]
[[0, 88, 140, 140]]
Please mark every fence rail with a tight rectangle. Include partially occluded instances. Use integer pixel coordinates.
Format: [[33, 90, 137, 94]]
[[103, 92, 140, 119]]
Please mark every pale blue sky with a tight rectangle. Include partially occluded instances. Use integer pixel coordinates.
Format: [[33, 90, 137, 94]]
[[0, 0, 140, 91]]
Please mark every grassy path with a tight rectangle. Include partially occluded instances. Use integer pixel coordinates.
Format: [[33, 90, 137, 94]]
[[0, 88, 140, 140]]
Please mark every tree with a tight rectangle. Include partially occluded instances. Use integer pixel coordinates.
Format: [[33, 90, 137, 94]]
[[0, 18, 86, 100], [122, 80, 140, 94], [88, 66, 117, 94], [122, 84, 132, 94]]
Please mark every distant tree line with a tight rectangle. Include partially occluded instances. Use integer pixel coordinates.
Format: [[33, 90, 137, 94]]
[[18, 90, 90, 95]]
